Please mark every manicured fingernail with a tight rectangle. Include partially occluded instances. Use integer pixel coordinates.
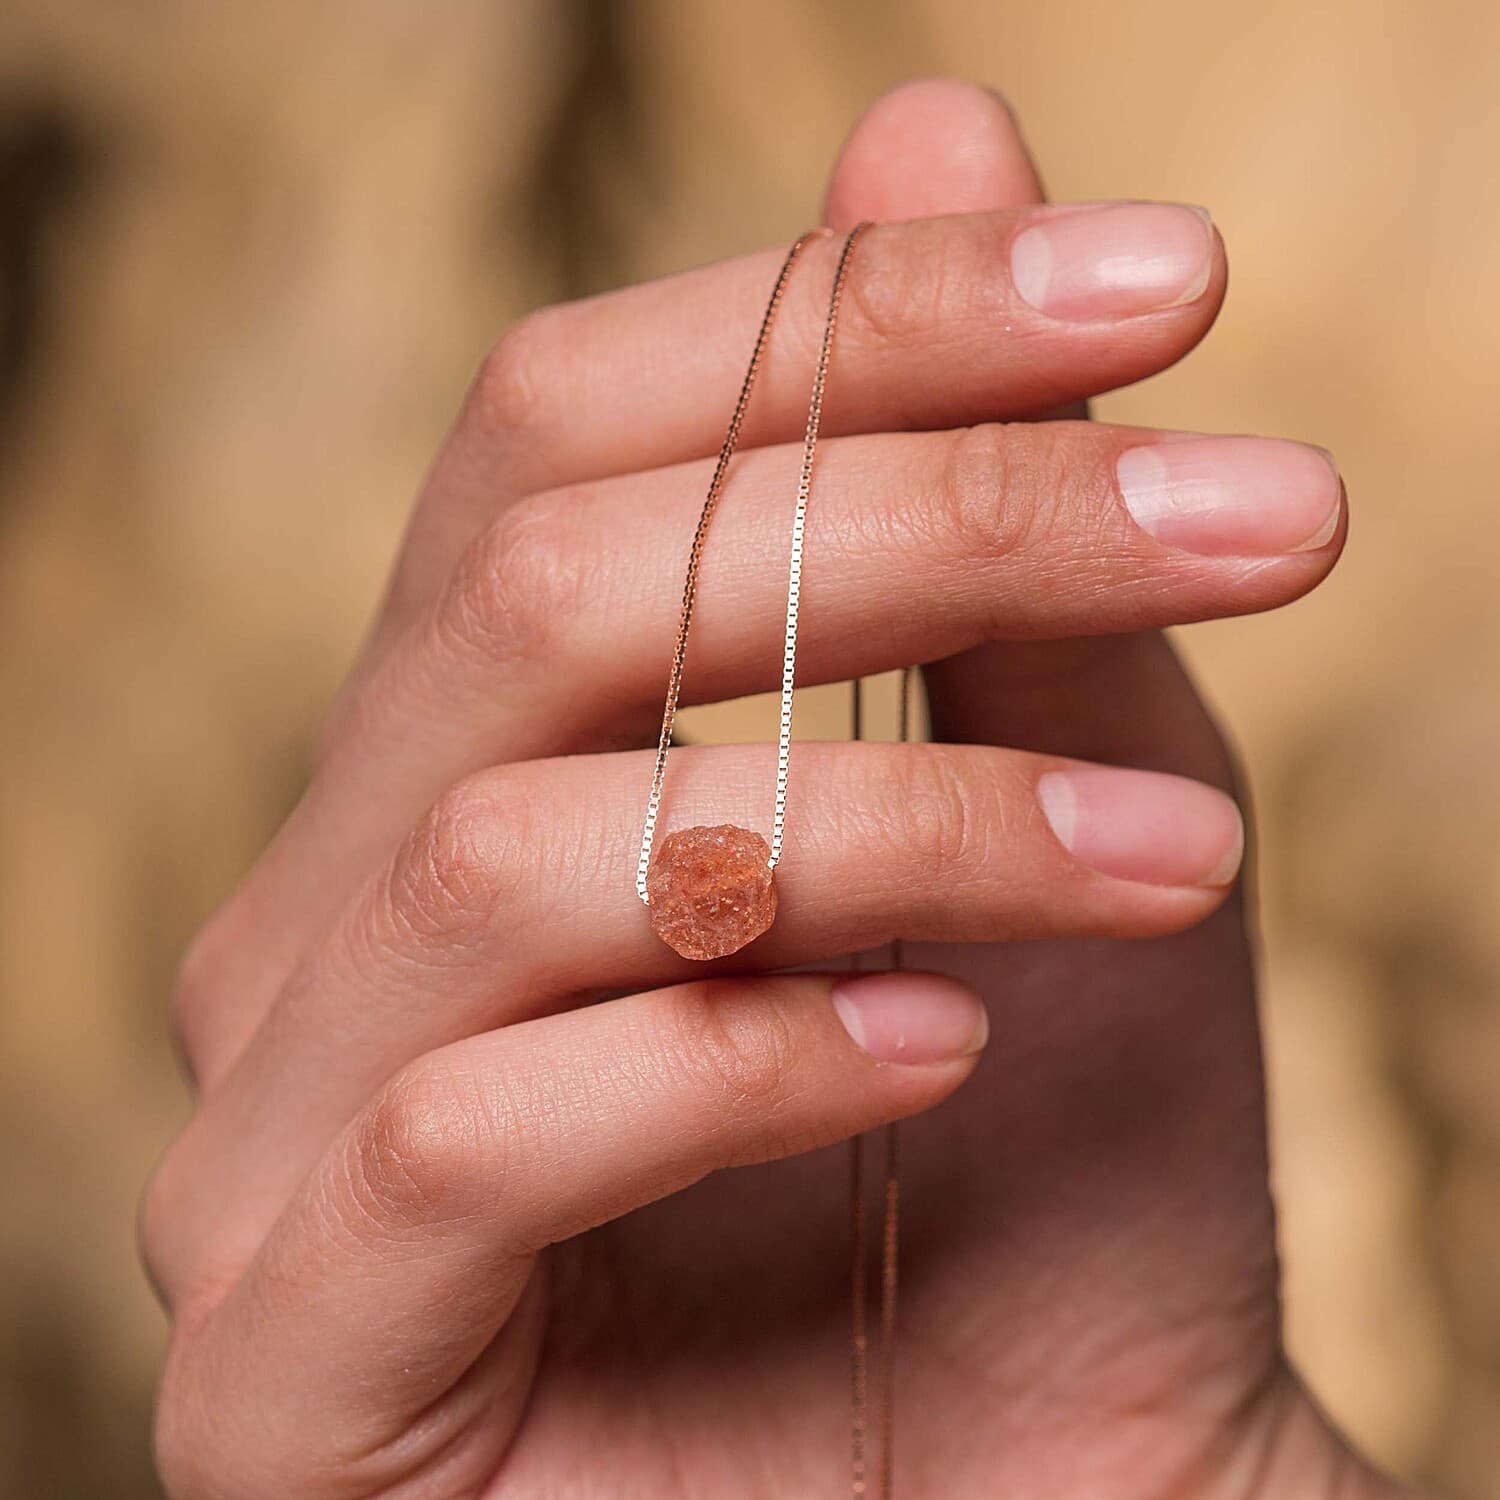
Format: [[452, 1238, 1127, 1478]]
[[832, 972, 988, 1065], [1117, 437, 1342, 555], [1038, 768, 1244, 887], [1010, 203, 1214, 320]]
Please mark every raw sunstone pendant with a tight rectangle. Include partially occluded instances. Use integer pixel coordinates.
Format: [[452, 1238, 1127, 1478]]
[[635, 223, 869, 963], [646, 824, 777, 961]]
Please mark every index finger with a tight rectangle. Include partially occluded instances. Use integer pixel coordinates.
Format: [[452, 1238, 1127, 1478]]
[[383, 199, 1225, 636]]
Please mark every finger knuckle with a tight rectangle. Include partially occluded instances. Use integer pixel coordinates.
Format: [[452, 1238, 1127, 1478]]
[[437, 495, 584, 668], [661, 980, 801, 1135], [936, 423, 1046, 564], [383, 773, 531, 954], [347, 1063, 492, 1231], [467, 311, 553, 440], [882, 748, 994, 892], [846, 219, 997, 353]]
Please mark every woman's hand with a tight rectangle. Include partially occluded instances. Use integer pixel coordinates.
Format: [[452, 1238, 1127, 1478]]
[[141, 80, 1406, 1498]]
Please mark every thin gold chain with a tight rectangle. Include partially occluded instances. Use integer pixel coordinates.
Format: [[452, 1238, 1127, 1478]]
[[635, 228, 827, 903], [769, 220, 871, 867], [636, 222, 872, 898]]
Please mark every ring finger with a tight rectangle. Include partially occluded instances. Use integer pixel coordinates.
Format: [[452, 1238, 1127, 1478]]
[[362, 420, 1342, 773]]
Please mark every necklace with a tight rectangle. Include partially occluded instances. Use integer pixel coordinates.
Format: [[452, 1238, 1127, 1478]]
[[634, 225, 905, 1494], [637, 222, 871, 962]]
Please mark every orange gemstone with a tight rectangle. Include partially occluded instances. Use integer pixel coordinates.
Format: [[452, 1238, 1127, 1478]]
[[646, 824, 778, 961]]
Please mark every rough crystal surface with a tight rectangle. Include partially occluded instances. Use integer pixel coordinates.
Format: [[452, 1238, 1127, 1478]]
[[646, 824, 777, 961]]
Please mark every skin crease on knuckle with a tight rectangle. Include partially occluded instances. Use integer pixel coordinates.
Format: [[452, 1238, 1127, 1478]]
[[885, 746, 994, 900], [657, 979, 807, 1143], [465, 310, 556, 445], [344, 1061, 502, 1238], [379, 773, 537, 959], [813, 745, 1009, 944], [432, 499, 588, 678], [843, 214, 1002, 365], [932, 421, 1044, 569]]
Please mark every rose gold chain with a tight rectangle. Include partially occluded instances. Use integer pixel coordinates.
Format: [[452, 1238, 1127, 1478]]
[[635, 228, 825, 902], [769, 221, 872, 867], [636, 223, 872, 898]]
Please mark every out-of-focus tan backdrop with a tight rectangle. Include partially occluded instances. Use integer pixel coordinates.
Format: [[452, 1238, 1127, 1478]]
[[1, 2, 1495, 1496]]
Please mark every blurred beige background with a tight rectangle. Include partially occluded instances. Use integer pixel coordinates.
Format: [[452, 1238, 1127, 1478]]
[[1, 2, 1496, 1495]]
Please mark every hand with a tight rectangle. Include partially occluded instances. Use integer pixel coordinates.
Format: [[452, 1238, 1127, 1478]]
[[141, 80, 1410, 1498]]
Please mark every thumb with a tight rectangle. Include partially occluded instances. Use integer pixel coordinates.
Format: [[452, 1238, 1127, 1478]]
[[823, 76, 1045, 228]]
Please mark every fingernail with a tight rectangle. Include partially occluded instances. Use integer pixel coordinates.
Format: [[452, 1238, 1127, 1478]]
[[1117, 437, 1342, 555], [1038, 768, 1244, 887], [832, 972, 988, 1065], [1010, 203, 1214, 320]]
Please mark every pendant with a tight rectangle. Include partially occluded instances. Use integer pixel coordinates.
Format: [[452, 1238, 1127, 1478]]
[[636, 223, 868, 964], [646, 824, 777, 961]]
